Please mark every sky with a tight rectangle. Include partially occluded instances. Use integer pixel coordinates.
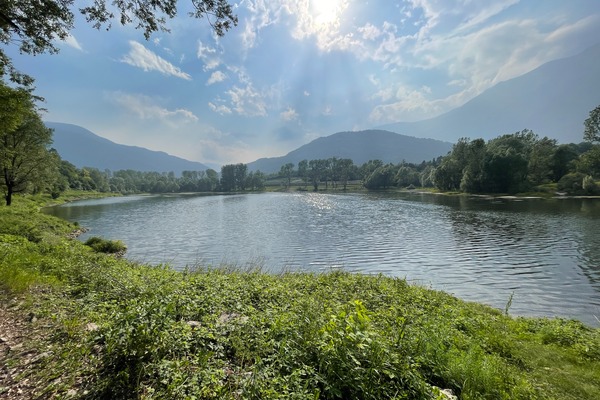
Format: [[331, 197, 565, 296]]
[[7, 0, 600, 167]]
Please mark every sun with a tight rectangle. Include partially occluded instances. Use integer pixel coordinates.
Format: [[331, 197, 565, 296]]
[[311, 0, 343, 26]]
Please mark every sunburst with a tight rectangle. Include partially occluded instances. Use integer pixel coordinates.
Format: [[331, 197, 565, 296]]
[[311, 0, 343, 26]]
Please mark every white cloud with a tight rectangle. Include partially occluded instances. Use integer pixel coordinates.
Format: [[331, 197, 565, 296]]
[[369, 85, 445, 123], [207, 71, 227, 85], [226, 84, 268, 117], [280, 107, 298, 121], [358, 23, 382, 41], [197, 40, 221, 71], [208, 102, 233, 115], [120, 41, 192, 80], [63, 34, 83, 51], [109, 92, 199, 126]]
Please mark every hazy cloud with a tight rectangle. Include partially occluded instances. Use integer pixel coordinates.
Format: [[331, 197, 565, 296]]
[[120, 41, 192, 80], [208, 101, 233, 115], [280, 107, 299, 121], [63, 34, 83, 51], [110, 92, 199, 125], [207, 71, 227, 85], [197, 40, 221, 71], [227, 84, 268, 117]]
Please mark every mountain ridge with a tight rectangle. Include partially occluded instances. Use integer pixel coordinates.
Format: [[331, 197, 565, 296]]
[[379, 43, 600, 143], [247, 130, 453, 173], [47, 122, 209, 175]]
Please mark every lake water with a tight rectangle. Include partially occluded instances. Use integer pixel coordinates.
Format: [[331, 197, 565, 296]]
[[44, 192, 600, 326]]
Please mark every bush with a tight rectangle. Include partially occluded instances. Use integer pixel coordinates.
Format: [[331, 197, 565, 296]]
[[557, 172, 587, 194], [84, 236, 127, 254], [582, 175, 599, 195]]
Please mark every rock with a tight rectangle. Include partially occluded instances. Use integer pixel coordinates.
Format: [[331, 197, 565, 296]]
[[440, 388, 458, 400], [85, 323, 99, 332], [432, 386, 458, 400], [186, 321, 201, 328]]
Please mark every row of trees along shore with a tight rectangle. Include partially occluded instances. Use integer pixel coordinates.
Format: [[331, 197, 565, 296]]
[[2, 79, 600, 205]]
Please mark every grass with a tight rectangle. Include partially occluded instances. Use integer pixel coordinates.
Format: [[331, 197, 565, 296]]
[[1, 193, 599, 399]]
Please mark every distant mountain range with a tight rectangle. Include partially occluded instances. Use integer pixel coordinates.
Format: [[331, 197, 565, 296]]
[[47, 44, 600, 174], [380, 43, 600, 144], [248, 130, 452, 173], [47, 122, 209, 175]]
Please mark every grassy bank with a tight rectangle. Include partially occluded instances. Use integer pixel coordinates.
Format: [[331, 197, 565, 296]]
[[1, 194, 599, 399]]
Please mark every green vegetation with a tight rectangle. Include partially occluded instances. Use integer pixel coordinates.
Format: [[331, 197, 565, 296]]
[[0, 83, 59, 205], [1, 195, 599, 399], [84, 236, 127, 254]]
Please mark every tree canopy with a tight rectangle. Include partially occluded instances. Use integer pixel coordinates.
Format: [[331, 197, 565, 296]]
[[0, 0, 237, 84]]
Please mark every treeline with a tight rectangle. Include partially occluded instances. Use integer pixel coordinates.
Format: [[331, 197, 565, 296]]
[[55, 162, 268, 195], [272, 128, 600, 195], [430, 130, 599, 194]]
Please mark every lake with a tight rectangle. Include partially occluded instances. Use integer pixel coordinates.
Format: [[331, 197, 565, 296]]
[[44, 191, 600, 326]]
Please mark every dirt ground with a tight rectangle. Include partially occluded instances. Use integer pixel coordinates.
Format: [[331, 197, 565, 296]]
[[0, 297, 45, 400]]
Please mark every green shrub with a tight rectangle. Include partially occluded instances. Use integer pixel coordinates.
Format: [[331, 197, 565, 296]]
[[557, 172, 586, 194], [84, 236, 127, 254]]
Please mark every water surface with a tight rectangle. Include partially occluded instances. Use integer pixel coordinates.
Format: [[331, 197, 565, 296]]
[[45, 192, 600, 326]]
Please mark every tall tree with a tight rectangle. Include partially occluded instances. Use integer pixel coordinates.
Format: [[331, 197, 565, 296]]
[[279, 162, 294, 188], [584, 105, 600, 143], [220, 164, 235, 191], [0, 86, 55, 205], [0, 0, 237, 83], [234, 163, 247, 190], [308, 159, 327, 191], [297, 159, 308, 189], [337, 158, 354, 190]]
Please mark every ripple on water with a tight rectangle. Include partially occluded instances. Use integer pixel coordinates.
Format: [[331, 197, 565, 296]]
[[45, 192, 600, 326]]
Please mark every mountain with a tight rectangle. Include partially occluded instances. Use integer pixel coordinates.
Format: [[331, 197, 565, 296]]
[[247, 130, 452, 173], [380, 43, 600, 144], [47, 122, 209, 175]]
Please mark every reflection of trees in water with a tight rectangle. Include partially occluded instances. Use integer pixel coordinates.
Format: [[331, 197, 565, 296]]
[[440, 196, 600, 290], [573, 200, 600, 286]]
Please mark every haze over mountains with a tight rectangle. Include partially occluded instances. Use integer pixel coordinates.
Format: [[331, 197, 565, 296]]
[[48, 44, 600, 173], [247, 130, 452, 173], [47, 122, 209, 175], [380, 43, 600, 144]]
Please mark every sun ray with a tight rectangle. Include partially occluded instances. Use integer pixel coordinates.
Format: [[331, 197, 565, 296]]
[[311, 0, 343, 26]]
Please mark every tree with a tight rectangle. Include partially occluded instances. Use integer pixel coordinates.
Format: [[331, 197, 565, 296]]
[[337, 158, 354, 190], [395, 165, 420, 188], [0, 86, 56, 205], [308, 159, 327, 191], [0, 0, 237, 83], [551, 144, 578, 182], [220, 164, 235, 191], [297, 159, 308, 189], [528, 137, 557, 186], [279, 162, 294, 188], [234, 163, 247, 190], [459, 138, 486, 193], [577, 145, 600, 178], [364, 164, 396, 190], [584, 105, 600, 143], [359, 160, 383, 182], [481, 131, 534, 193]]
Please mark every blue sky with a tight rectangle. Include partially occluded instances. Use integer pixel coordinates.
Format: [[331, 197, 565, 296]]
[[8, 0, 600, 167]]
